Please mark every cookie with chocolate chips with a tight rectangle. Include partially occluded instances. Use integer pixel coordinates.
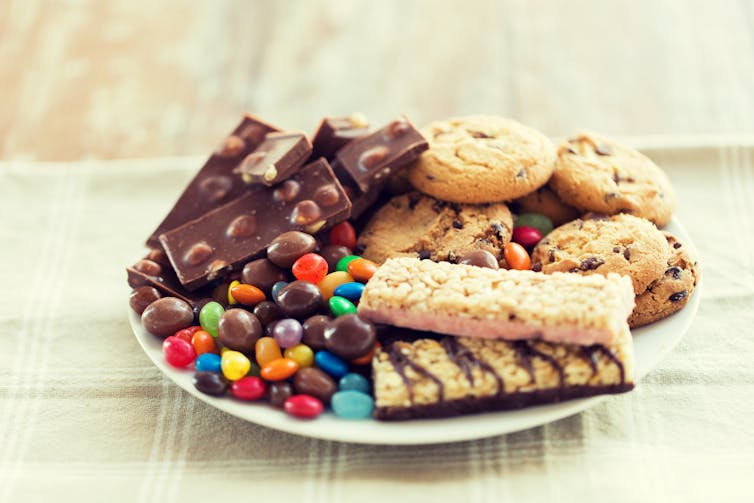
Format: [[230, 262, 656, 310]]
[[530, 213, 670, 294], [356, 191, 513, 265], [408, 116, 556, 203], [550, 131, 676, 227], [628, 232, 700, 328]]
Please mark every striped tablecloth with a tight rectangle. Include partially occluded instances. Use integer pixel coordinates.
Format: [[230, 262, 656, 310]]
[[1, 139, 752, 502]]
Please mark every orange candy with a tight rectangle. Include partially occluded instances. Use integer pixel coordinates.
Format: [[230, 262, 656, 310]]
[[255, 337, 282, 366], [317, 271, 354, 300], [503, 242, 531, 270], [230, 283, 266, 306], [351, 341, 381, 365], [347, 258, 378, 282], [191, 330, 219, 355], [260, 357, 299, 381]]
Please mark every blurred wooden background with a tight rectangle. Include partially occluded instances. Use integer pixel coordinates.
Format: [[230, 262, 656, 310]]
[[2, 0, 754, 161]]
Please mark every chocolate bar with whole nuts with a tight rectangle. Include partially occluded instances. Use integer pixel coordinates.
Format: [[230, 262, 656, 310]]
[[309, 113, 370, 161], [236, 132, 312, 186]]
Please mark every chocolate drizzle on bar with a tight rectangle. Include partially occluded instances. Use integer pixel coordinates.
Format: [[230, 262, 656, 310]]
[[513, 340, 565, 389], [442, 337, 505, 395], [386, 342, 444, 403], [581, 344, 626, 385]]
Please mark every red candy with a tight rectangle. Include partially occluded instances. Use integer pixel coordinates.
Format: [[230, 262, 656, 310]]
[[173, 326, 203, 344], [231, 376, 267, 401], [292, 253, 328, 283], [512, 226, 543, 249], [329, 221, 357, 250], [284, 394, 324, 418], [162, 336, 197, 368]]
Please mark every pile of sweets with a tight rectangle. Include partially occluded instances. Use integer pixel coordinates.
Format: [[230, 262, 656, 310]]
[[127, 113, 699, 421]]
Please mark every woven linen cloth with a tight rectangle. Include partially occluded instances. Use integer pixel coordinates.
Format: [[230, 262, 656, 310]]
[[1, 139, 752, 503]]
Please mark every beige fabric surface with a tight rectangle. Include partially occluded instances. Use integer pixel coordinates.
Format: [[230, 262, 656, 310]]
[[1, 140, 753, 502]]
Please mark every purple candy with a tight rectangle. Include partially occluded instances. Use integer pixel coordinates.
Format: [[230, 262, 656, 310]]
[[272, 318, 304, 348]]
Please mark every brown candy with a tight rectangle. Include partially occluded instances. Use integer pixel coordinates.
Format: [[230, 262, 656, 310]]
[[253, 301, 284, 327], [266, 231, 317, 268], [318, 245, 351, 272], [269, 381, 293, 408], [323, 314, 377, 360], [217, 309, 262, 354], [242, 258, 288, 294], [293, 367, 337, 404], [458, 250, 500, 269], [276, 281, 323, 319], [129, 286, 162, 315], [302, 314, 330, 350], [141, 297, 194, 337]]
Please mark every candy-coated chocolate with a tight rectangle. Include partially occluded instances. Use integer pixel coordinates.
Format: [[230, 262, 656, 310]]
[[332, 282, 364, 302], [515, 212, 554, 236], [302, 315, 330, 350], [335, 255, 361, 272], [317, 271, 354, 300], [173, 325, 202, 344], [130, 286, 161, 315], [329, 221, 357, 250], [271, 281, 288, 302], [328, 296, 357, 317], [267, 231, 317, 268], [503, 242, 532, 270], [269, 381, 293, 407], [227, 280, 241, 304], [323, 314, 376, 359], [511, 226, 543, 249], [241, 258, 288, 294], [293, 367, 337, 403], [142, 297, 194, 337], [314, 350, 349, 378], [221, 350, 251, 381], [292, 253, 329, 284], [231, 376, 267, 401], [346, 258, 378, 282], [260, 357, 299, 381], [458, 250, 499, 269], [284, 344, 315, 368], [195, 352, 222, 373], [199, 301, 225, 338], [255, 337, 282, 366], [230, 283, 266, 306], [319, 244, 351, 272], [193, 371, 228, 396], [339, 373, 371, 394], [191, 329, 219, 355], [162, 336, 196, 368], [331, 390, 374, 419], [284, 394, 324, 419], [217, 308, 262, 354], [253, 301, 283, 326], [272, 318, 303, 348], [276, 281, 323, 319]]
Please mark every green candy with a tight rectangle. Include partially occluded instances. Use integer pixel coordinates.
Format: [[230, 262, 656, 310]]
[[199, 301, 225, 338], [335, 255, 361, 273], [515, 212, 554, 236], [329, 296, 357, 317]]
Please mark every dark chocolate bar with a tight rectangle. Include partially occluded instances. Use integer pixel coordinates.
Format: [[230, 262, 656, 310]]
[[159, 158, 352, 290], [236, 132, 312, 186], [334, 116, 428, 193], [310, 114, 370, 161], [126, 252, 212, 307], [146, 114, 280, 247], [372, 329, 634, 420]]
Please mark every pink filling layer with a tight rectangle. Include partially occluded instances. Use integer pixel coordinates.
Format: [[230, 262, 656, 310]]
[[358, 306, 620, 346]]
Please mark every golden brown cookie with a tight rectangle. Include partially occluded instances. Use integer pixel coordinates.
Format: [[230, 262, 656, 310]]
[[511, 184, 581, 226], [408, 116, 556, 203], [531, 213, 670, 294], [628, 232, 700, 328], [550, 132, 676, 227], [357, 192, 513, 264]]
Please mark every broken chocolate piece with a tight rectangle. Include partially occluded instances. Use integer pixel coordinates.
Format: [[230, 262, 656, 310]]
[[310, 114, 370, 161], [236, 132, 312, 186]]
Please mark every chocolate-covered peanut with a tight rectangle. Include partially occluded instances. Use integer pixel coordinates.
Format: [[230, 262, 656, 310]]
[[141, 297, 194, 337], [276, 280, 323, 319], [130, 286, 162, 315], [218, 309, 262, 354], [242, 258, 288, 294], [267, 231, 317, 268], [323, 314, 377, 360], [293, 367, 337, 403]]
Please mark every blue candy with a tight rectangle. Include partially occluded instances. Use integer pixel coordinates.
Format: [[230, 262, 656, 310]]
[[339, 372, 370, 394], [314, 350, 349, 378], [195, 352, 222, 373], [271, 281, 288, 302], [331, 390, 374, 419], [333, 282, 365, 303]]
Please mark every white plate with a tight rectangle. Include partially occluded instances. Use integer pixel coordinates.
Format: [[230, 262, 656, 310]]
[[129, 218, 700, 445]]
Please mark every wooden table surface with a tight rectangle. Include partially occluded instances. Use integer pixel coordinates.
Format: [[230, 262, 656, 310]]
[[2, 0, 754, 161]]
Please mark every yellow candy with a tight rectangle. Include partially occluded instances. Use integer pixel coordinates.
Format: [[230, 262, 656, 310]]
[[221, 350, 251, 381], [227, 280, 241, 305], [317, 271, 354, 300], [284, 344, 314, 368]]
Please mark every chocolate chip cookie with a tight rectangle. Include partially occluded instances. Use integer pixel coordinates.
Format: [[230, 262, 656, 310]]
[[510, 184, 581, 226], [408, 116, 556, 203], [357, 192, 513, 265], [550, 132, 676, 227], [531, 213, 670, 294], [628, 232, 699, 328]]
